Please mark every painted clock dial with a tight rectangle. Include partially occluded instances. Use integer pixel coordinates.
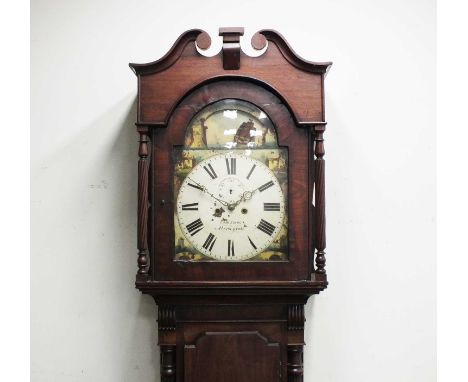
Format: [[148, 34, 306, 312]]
[[173, 99, 289, 262], [176, 153, 285, 261]]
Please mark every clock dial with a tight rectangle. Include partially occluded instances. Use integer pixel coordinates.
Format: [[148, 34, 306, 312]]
[[176, 153, 285, 261]]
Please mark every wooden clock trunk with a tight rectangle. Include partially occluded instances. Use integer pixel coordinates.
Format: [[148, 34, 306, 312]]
[[129, 28, 331, 382]]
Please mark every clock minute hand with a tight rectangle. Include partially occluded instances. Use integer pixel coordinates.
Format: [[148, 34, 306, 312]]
[[186, 177, 229, 207]]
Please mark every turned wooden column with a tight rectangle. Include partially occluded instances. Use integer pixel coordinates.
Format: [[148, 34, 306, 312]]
[[158, 305, 176, 382], [160, 345, 176, 382], [287, 345, 304, 382], [314, 127, 326, 274], [287, 304, 305, 382], [137, 127, 150, 275]]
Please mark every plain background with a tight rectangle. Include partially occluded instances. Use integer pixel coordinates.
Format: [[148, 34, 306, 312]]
[[31, 0, 436, 381]]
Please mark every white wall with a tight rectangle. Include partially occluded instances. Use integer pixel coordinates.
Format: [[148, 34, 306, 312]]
[[31, 0, 436, 381]]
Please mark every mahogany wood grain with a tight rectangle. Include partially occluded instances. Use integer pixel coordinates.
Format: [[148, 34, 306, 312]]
[[150, 80, 312, 282], [129, 28, 331, 382], [184, 331, 281, 382], [219, 27, 244, 70], [130, 29, 331, 126]]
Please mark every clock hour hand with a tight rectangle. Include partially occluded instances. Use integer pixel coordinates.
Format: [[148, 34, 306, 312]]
[[241, 190, 256, 201], [240, 186, 262, 202], [228, 183, 266, 210], [186, 177, 230, 207], [242, 179, 276, 202], [226, 185, 261, 211], [225, 188, 258, 211]]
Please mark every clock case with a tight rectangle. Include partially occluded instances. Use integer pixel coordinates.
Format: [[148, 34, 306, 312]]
[[130, 28, 331, 382]]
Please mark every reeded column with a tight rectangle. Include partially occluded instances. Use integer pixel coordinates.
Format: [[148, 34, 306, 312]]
[[314, 128, 326, 274], [137, 128, 150, 275]]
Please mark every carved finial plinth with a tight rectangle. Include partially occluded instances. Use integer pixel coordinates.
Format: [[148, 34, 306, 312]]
[[219, 27, 244, 70]]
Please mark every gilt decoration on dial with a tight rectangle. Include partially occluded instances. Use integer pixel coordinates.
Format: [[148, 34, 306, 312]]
[[174, 100, 288, 262]]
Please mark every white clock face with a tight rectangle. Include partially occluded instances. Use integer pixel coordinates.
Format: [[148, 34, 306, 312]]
[[176, 153, 285, 261]]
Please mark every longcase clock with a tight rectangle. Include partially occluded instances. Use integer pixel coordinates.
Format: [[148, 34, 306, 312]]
[[129, 27, 332, 382]]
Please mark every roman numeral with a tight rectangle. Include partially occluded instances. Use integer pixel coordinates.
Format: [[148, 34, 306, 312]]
[[186, 218, 204, 236], [259, 180, 274, 192], [188, 182, 204, 191], [257, 219, 276, 236], [202, 233, 217, 252], [248, 236, 257, 250], [228, 239, 235, 257], [264, 202, 280, 211], [225, 157, 236, 175], [203, 163, 218, 179], [182, 202, 198, 211], [246, 164, 256, 180]]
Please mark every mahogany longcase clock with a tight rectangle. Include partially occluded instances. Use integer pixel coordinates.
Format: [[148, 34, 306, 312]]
[[129, 28, 332, 382]]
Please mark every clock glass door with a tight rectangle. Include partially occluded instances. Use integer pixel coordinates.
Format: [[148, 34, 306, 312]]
[[173, 100, 288, 262]]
